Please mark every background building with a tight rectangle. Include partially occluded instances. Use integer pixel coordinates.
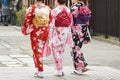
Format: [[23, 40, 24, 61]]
[[20, 0, 89, 10], [21, 0, 55, 9], [89, 0, 120, 41], [0, 0, 1, 9], [0, 0, 89, 10]]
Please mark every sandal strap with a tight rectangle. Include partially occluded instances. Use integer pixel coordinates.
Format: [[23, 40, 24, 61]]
[[73, 70, 82, 75], [55, 72, 64, 77], [34, 73, 44, 78]]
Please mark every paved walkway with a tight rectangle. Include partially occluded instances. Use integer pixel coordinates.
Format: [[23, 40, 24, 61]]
[[0, 66, 120, 80], [0, 26, 120, 80]]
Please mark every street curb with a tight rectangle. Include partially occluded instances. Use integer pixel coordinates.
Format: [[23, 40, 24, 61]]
[[92, 36, 120, 47], [12, 26, 21, 30]]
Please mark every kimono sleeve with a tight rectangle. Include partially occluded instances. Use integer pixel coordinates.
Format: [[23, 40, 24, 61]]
[[66, 28, 74, 48], [48, 13, 54, 44], [66, 10, 74, 47], [49, 10, 53, 24], [21, 6, 35, 35], [48, 9, 55, 37]]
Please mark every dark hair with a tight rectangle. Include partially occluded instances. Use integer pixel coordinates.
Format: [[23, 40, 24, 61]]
[[37, 0, 42, 1], [57, 0, 66, 4]]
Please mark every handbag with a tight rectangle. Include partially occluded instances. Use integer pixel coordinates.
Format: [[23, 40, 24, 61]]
[[43, 43, 51, 57]]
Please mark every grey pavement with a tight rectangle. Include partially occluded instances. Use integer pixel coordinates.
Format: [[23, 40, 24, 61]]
[[0, 25, 120, 80]]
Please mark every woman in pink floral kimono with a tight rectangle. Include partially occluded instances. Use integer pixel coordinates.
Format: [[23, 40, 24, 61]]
[[49, 0, 73, 77], [21, 0, 52, 78], [70, 0, 91, 74]]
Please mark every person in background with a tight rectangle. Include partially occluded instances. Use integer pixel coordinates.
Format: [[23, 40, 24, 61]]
[[0, 9, 2, 22], [2, 0, 11, 26], [70, 0, 91, 74], [21, 0, 52, 78], [49, 0, 73, 77]]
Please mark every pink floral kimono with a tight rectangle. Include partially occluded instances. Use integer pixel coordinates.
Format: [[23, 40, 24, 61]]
[[49, 6, 73, 70]]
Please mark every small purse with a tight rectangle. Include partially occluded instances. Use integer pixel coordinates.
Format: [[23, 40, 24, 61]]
[[43, 43, 51, 57]]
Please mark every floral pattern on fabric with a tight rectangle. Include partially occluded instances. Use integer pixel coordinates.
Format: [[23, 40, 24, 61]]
[[22, 3, 52, 72], [71, 1, 91, 71], [49, 6, 73, 70]]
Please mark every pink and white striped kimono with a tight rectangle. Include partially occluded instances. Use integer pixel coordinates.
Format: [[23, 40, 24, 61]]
[[49, 6, 73, 71]]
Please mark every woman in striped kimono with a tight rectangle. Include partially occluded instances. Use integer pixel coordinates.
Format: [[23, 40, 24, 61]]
[[71, 0, 91, 74]]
